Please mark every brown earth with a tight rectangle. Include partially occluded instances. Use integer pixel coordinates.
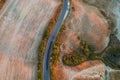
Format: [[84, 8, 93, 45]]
[[51, 62, 67, 80], [0, 0, 6, 10]]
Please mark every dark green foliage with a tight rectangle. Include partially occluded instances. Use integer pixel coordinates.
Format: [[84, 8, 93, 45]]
[[50, 41, 61, 64], [50, 24, 66, 80], [62, 52, 87, 66], [62, 38, 93, 66], [37, 18, 56, 80], [106, 48, 120, 55], [89, 53, 101, 60]]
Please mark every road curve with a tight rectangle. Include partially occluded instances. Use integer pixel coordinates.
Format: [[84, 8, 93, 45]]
[[43, 0, 70, 80]]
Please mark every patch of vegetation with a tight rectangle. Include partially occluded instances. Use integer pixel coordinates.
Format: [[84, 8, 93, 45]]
[[62, 52, 87, 66], [37, 18, 56, 80], [102, 56, 120, 69], [62, 38, 87, 66], [62, 36, 100, 66], [100, 34, 120, 69], [83, 0, 120, 70], [50, 24, 66, 65], [102, 48, 120, 69], [50, 66, 55, 80], [79, 40, 90, 58], [89, 53, 101, 60], [50, 41, 61, 64], [109, 71, 120, 79], [37, 5, 62, 80], [50, 24, 65, 80], [106, 48, 120, 55]]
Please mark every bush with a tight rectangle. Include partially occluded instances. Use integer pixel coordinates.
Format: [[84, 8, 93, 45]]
[[62, 52, 87, 66]]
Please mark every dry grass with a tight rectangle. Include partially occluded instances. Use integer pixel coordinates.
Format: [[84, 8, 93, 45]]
[[0, 0, 59, 80]]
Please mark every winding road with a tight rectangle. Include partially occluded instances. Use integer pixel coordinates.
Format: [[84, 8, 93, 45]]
[[43, 0, 70, 80]]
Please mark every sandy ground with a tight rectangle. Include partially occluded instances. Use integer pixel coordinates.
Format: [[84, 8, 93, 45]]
[[0, 0, 59, 80]]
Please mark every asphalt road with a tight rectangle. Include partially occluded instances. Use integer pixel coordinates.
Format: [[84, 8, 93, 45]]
[[43, 0, 69, 80]]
